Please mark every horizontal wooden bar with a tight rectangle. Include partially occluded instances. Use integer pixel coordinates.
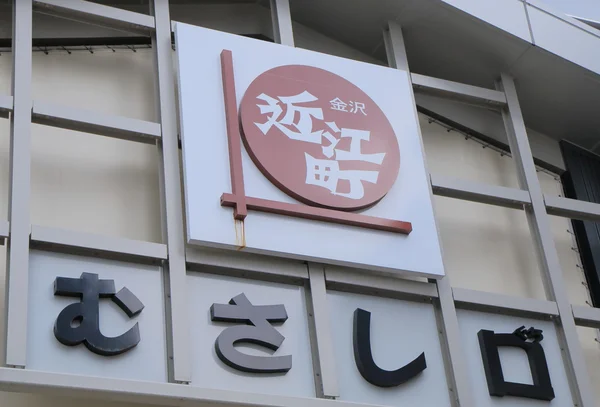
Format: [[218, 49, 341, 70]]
[[33, 0, 155, 35], [431, 174, 531, 209], [221, 193, 413, 234], [544, 194, 600, 222], [572, 305, 600, 329], [0, 367, 383, 407], [411, 73, 507, 107], [453, 287, 559, 319], [30, 225, 167, 263], [326, 266, 438, 301], [0, 95, 12, 119], [32, 100, 161, 144]]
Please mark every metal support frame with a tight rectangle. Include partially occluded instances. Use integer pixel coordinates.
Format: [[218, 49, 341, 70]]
[[270, 0, 295, 46], [33, 0, 155, 35], [411, 73, 507, 108], [5, 0, 33, 368], [0, 94, 12, 118], [325, 266, 437, 301], [385, 21, 475, 407], [32, 101, 162, 144], [572, 305, 600, 329], [544, 194, 600, 222], [30, 225, 167, 263], [149, 0, 191, 384], [498, 73, 595, 407], [0, 0, 595, 405], [431, 174, 531, 209], [453, 287, 559, 319], [307, 264, 339, 399]]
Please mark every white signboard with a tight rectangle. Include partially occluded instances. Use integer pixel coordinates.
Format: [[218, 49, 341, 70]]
[[186, 272, 315, 397], [457, 309, 573, 406], [328, 291, 452, 406], [26, 250, 167, 382], [175, 23, 444, 278]]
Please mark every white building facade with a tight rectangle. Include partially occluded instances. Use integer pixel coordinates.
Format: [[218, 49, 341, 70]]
[[1, 1, 600, 406]]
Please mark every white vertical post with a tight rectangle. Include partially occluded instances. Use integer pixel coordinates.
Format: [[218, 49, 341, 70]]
[[149, 0, 191, 384], [270, 0, 294, 47], [5, 0, 33, 368], [498, 73, 594, 407], [385, 21, 475, 407], [307, 264, 339, 399]]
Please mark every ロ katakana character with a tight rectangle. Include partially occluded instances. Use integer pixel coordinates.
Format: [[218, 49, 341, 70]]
[[330, 97, 348, 112], [305, 153, 379, 200], [53, 272, 144, 356], [254, 91, 324, 144], [349, 101, 367, 115], [478, 327, 555, 401], [210, 293, 292, 374], [353, 308, 427, 387]]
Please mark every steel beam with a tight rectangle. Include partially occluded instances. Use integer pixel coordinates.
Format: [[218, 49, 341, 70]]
[[0, 95, 12, 119], [325, 266, 437, 301], [544, 194, 600, 222], [30, 225, 167, 263], [0, 367, 382, 407], [385, 21, 475, 407], [431, 174, 531, 209], [453, 287, 559, 319], [270, 0, 294, 46], [307, 264, 339, 399], [186, 247, 308, 283], [32, 101, 161, 144], [498, 73, 595, 407], [0, 220, 9, 245], [33, 0, 155, 35], [5, 0, 33, 369], [412, 73, 507, 107], [150, 0, 191, 384], [572, 305, 600, 329]]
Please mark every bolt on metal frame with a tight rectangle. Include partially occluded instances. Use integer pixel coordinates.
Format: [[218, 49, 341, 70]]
[[1, 0, 600, 406]]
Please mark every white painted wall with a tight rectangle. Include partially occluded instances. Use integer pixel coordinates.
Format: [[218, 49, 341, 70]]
[[0, 6, 597, 406]]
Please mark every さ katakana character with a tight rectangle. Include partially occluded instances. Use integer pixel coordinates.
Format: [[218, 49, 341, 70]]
[[330, 97, 348, 112], [210, 293, 292, 374], [353, 308, 427, 387], [53, 272, 144, 356], [349, 101, 367, 115], [305, 153, 379, 200], [254, 91, 324, 144], [478, 327, 555, 401]]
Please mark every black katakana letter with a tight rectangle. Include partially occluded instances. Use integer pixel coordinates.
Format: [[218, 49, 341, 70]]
[[353, 308, 427, 387], [478, 326, 555, 401], [53, 272, 144, 356], [210, 293, 292, 373]]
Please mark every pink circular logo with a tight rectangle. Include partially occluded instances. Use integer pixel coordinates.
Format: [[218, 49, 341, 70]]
[[239, 65, 400, 211]]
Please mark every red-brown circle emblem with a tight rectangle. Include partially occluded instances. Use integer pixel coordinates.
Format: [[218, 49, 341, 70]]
[[239, 65, 400, 210]]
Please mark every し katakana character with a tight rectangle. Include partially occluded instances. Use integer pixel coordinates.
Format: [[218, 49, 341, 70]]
[[353, 308, 427, 387]]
